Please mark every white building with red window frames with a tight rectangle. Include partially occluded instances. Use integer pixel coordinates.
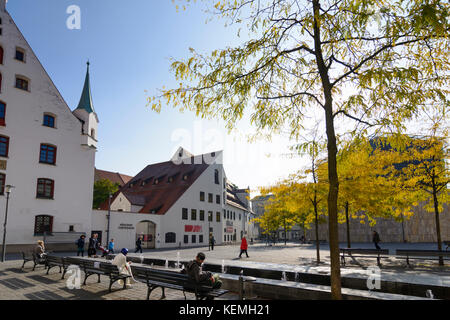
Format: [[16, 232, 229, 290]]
[[0, 1, 98, 252]]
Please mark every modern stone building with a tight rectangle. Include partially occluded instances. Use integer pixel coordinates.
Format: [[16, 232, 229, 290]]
[[303, 203, 450, 244], [252, 193, 449, 243]]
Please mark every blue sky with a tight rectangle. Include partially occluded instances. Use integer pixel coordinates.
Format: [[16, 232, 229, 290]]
[[7, 0, 304, 194]]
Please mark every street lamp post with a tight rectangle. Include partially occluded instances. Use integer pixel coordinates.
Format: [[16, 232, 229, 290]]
[[106, 192, 112, 248], [1, 185, 15, 263], [208, 212, 211, 251]]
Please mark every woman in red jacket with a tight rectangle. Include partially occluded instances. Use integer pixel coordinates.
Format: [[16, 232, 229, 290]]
[[239, 236, 249, 258]]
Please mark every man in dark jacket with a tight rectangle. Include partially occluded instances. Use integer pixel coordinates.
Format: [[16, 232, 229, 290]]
[[88, 234, 99, 257], [186, 252, 222, 289], [135, 236, 143, 253], [209, 235, 215, 251], [372, 231, 381, 250], [76, 235, 86, 257]]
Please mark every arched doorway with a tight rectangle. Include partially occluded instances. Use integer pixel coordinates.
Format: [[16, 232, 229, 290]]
[[136, 221, 156, 249]]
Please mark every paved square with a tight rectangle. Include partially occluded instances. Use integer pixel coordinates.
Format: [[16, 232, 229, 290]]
[[0, 260, 240, 301]]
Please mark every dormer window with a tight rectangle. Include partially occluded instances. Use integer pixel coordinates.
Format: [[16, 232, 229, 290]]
[[15, 48, 25, 62]]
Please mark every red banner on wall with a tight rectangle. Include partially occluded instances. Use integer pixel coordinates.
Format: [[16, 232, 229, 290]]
[[185, 225, 202, 232]]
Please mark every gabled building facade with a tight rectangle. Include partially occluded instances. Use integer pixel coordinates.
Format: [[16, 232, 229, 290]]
[[0, 0, 98, 251], [93, 148, 255, 250]]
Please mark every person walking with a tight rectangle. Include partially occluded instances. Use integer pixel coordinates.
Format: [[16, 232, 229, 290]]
[[372, 231, 381, 250], [135, 236, 143, 254], [108, 239, 115, 254], [76, 235, 86, 257], [88, 233, 99, 258], [209, 235, 215, 251], [239, 236, 249, 258]]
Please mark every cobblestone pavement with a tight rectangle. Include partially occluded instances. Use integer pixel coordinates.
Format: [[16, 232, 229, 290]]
[[0, 260, 240, 301]]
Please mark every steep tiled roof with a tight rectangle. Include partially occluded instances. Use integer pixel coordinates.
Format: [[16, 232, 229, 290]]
[[100, 152, 219, 215], [226, 183, 251, 212]]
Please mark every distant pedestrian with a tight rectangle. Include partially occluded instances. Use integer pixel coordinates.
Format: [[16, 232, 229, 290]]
[[88, 233, 99, 258], [76, 235, 86, 257], [135, 236, 143, 253], [239, 236, 249, 258], [108, 239, 115, 254], [372, 231, 381, 250], [209, 235, 215, 251], [300, 235, 306, 244]]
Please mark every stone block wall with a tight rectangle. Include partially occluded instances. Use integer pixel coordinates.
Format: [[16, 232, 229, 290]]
[[304, 202, 449, 243]]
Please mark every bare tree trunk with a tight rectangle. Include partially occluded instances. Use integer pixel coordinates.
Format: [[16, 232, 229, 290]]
[[284, 220, 287, 246], [432, 182, 443, 266], [313, 0, 342, 299], [345, 202, 351, 248], [314, 204, 320, 264]]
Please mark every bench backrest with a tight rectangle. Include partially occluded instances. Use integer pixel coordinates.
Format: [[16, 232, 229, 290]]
[[46, 255, 63, 263], [22, 251, 33, 259], [134, 267, 189, 284], [132, 266, 211, 291], [340, 248, 389, 255], [100, 262, 121, 275], [396, 250, 450, 257], [63, 257, 84, 267], [81, 259, 103, 270]]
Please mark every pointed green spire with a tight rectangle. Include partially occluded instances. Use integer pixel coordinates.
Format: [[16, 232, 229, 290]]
[[76, 61, 95, 114]]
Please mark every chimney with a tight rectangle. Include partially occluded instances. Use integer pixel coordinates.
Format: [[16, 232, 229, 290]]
[[0, 0, 7, 12]]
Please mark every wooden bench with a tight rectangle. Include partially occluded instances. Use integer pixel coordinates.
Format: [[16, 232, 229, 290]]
[[21, 252, 34, 269], [340, 248, 390, 267], [395, 249, 450, 266], [133, 266, 228, 300], [31, 253, 47, 271], [45, 255, 68, 279], [100, 262, 132, 292], [79, 259, 106, 285]]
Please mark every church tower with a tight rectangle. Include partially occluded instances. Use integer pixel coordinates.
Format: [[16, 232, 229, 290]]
[[73, 62, 99, 149]]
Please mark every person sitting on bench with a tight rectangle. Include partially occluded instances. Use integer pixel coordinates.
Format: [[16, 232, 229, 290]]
[[186, 252, 222, 289], [34, 240, 47, 259], [112, 248, 136, 287]]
